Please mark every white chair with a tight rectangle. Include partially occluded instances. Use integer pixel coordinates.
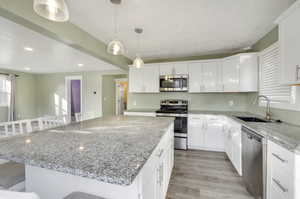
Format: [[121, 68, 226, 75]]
[[0, 190, 40, 199]]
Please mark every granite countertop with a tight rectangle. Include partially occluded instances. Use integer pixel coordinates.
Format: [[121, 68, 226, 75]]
[[124, 108, 158, 113], [0, 116, 174, 186], [189, 110, 300, 154]]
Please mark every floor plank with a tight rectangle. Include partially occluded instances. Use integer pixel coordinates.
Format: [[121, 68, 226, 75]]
[[166, 150, 254, 199]]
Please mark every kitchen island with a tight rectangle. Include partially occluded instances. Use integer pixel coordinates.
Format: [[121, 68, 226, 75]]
[[0, 116, 174, 199]]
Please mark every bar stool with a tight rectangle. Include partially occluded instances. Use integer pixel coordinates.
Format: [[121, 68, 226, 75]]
[[64, 192, 106, 199], [0, 162, 25, 191]]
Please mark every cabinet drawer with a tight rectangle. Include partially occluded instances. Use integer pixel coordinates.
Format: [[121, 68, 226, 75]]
[[269, 184, 287, 199], [271, 168, 294, 199], [269, 141, 294, 172]]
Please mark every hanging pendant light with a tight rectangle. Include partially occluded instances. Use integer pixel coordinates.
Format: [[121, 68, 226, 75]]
[[133, 28, 144, 68], [107, 0, 125, 56], [33, 0, 69, 22]]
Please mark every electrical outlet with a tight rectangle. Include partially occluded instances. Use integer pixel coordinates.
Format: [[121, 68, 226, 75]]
[[229, 100, 234, 107], [133, 101, 137, 106]]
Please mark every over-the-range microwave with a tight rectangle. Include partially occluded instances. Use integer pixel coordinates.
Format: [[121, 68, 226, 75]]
[[159, 75, 188, 92]]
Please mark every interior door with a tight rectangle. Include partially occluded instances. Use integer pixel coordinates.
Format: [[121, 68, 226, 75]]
[[222, 57, 240, 92], [202, 61, 221, 92]]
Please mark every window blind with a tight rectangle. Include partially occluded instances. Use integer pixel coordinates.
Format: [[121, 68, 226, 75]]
[[0, 75, 11, 107], [259, 43, 291, 104]]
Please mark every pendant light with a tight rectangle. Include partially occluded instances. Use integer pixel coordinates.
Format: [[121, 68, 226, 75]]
[[133, 28, 144, 69], [107, 0, 125, 56], [33, 0, 69, 22]]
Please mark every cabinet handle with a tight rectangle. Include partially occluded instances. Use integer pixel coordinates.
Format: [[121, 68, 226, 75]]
[[272, 178, 288, 193], [157, 149, 164, 157], [272, 153, 287, 163], [296, 65, 300, 81]]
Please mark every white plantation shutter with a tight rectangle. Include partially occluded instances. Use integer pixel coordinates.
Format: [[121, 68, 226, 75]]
[[0, 75, 11, 107], [259, 43, 292, 104]]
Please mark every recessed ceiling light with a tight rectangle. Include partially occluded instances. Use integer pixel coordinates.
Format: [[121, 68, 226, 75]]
[[24, 47, 34, 52], [24, 67, 31, 71], [78, 63, 84, 67]]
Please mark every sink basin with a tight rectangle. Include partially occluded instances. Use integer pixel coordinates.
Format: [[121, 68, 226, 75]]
[[235, 116, 270, 123]]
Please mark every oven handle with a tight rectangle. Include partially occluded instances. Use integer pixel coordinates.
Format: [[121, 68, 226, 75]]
[[156, 113, 188, 117]]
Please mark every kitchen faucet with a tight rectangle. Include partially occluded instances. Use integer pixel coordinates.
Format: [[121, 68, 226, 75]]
[[255, 95, 271, 121]]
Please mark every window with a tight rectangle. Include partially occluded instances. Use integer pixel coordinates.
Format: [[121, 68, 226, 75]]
[[259, 42, 299, 110], [0, 75, 11, 107]]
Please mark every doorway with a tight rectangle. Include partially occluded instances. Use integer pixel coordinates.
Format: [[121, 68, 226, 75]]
[[65, 76, 82, 122], [115, 78, 128, 115]]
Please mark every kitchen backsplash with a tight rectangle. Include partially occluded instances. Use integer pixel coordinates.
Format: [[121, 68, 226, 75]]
[[128, 92, 251, 111]]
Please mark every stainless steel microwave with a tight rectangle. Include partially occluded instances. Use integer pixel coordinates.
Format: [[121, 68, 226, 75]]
[[159, 75, 188, 92]]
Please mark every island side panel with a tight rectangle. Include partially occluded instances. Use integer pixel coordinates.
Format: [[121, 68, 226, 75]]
[[25, 165, 140, 199]]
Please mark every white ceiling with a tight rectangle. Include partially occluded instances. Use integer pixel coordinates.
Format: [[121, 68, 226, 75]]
[[67, 0, 294, 61], [0, 16, 121, 74]]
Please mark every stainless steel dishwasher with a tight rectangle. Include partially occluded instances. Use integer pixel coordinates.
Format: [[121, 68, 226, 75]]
[[242, 126, 267, 199]]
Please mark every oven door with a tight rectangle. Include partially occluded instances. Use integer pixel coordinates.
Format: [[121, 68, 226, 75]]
[[160, 75, 188, 92]]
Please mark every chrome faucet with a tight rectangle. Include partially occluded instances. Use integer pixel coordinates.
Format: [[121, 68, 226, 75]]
[[255, 95, 271, 121]]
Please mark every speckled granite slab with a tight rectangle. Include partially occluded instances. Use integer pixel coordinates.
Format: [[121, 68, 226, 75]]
[[189, 110, 300, 155], [0, 116, 174, 186]]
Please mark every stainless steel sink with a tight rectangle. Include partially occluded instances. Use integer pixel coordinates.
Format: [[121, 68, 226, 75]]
[[235, 116, 270, 123]]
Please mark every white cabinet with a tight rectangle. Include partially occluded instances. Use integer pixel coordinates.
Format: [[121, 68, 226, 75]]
[[160, 63, 188, 75], [266, 140, 300, 199], [222, 53, 258, 92], [139, 125, 174, 199], [124, 111, 156, 117], [188, 114, 225, 152], [129, 65, 160, 93], [224, 118, 242, 176], [189, 61, 222, 93], [276, 1, 300, 85]]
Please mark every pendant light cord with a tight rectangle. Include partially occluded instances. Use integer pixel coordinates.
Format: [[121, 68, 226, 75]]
[[114, 4, 118, 36]]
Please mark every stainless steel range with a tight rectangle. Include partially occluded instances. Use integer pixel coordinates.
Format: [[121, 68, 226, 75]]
[[156, 99, 188, 150]]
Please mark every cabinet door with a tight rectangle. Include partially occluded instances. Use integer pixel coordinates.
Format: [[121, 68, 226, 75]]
[[159, 64, 174, 75], [239, 54, 258, 92], [129, 67, 143, 92], [280, 7, 300, 85], [173, 63, 188, 75], [188, 115, 205, 149], [141, 65, 160, 93], [188, 62, 203, 93], [222, 57, 240, 92], [204, 115, 225, 151], [202, 61, 222, 92]]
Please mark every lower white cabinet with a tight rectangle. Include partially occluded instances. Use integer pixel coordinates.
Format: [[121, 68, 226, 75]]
[[224, 118, 242, 176], [188, 114, 242, 175], [188, 114, 225, 152], [266, 140, 300, 199], [139, 125, 174, 199], [124, 111, 156, 117]]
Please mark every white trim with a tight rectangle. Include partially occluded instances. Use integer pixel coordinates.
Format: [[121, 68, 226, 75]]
[[65, 76, 83, 119], [275, 0, 300, 24]]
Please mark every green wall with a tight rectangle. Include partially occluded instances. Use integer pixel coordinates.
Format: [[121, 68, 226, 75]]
[[102, 74, 127, 116], [0, 69, 37, 122], [36, 72, 104, 117]]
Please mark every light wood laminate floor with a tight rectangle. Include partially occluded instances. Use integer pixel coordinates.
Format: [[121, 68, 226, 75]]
[[166, 150, 254, 199]]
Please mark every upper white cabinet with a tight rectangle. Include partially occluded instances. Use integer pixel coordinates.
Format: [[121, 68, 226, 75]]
[[189, 60, 222, 93], [160, 63, 188, 75], [129, 64, 160, 93], [222, 53, 258, 92], [128, 53, 258, 93], [276, 1, 300, 85]]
